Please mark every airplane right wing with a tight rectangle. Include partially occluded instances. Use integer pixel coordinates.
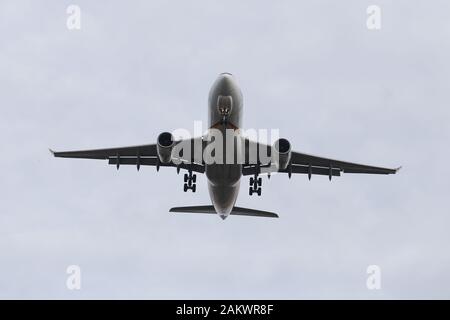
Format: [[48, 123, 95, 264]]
[[51, 143, 158, 160]]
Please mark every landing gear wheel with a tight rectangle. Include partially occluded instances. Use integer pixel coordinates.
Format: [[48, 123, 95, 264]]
[[183, 183, 188, 192], [250, 177, 255, 185], [192, 184, 196, 193], [184, 174, 188, 182], [257, 188, 262, 196], [192, 174, 197, 183], [249, 187, 253, 196], [257, 177, 262, 186]]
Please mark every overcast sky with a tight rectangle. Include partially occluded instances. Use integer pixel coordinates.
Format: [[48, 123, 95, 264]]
[[1, 0, 450, 299]]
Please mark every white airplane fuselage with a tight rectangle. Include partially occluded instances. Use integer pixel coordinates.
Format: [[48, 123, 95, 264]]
[[205, 73, 243, 219]]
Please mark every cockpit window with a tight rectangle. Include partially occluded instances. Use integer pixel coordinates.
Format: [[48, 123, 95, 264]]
[[217, 95, 233, 116]]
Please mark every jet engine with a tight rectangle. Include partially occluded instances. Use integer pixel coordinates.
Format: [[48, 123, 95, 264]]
[[272, 138, 292, 170], [157, 132, 175, 164]]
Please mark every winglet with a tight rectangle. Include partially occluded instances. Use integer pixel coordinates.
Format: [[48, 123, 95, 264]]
[[395, 166, 402, 173], [49, 148, 55, 156]]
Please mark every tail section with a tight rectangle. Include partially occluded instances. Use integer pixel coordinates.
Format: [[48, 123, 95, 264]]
[[169, 205, 278, 218]]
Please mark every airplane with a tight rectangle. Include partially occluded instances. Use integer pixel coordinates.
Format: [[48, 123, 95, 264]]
[[51, 73, 400, 220]]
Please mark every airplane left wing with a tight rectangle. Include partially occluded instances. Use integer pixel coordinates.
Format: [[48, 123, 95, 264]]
[[288, 151, 400, 175], [51, 137, 205, 174], [242, 138, 400, 178]]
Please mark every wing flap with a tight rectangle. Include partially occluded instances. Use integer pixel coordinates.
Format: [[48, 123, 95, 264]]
[[108, 156, 205, 173], [242, 164, 341, 177]]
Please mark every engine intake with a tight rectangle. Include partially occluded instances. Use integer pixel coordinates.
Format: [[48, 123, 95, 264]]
[[272, 138, 292, 170], [157, 132, 175, 164]]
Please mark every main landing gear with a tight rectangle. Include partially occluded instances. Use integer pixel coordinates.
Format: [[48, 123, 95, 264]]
[[183, 170, 197, 192], [249, 174, 262, 196]]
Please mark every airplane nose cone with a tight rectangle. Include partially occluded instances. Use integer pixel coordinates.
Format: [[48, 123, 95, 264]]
[[216, 73, 235, 90], [219, 214, 228, 220], [209, 73, 241, 103]]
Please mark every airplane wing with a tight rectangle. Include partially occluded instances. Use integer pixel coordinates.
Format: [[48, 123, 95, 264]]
[[242, 139, 400, 178], [288, 151, 399, 175], [50, 144, 157, 160], [51, 137, 205, 174]]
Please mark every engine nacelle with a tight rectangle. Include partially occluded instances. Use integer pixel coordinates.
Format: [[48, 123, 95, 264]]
[[272, 138, 292, 170], [157, 132, 175, 164]]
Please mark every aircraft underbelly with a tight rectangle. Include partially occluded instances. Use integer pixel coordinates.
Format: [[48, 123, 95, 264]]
[[206, 164, 242, 215]]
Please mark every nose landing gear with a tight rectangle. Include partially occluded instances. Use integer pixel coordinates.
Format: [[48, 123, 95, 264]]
[[183, 171, 197, 192], [249, 174, 262, 196]]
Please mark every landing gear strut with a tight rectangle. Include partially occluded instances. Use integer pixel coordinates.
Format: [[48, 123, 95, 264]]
[[249, 174, 262, 196], [183, 170, 197, 192]]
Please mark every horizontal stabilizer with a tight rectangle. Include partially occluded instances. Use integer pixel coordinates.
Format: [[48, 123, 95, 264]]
[[169, 205, 278, 218]]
